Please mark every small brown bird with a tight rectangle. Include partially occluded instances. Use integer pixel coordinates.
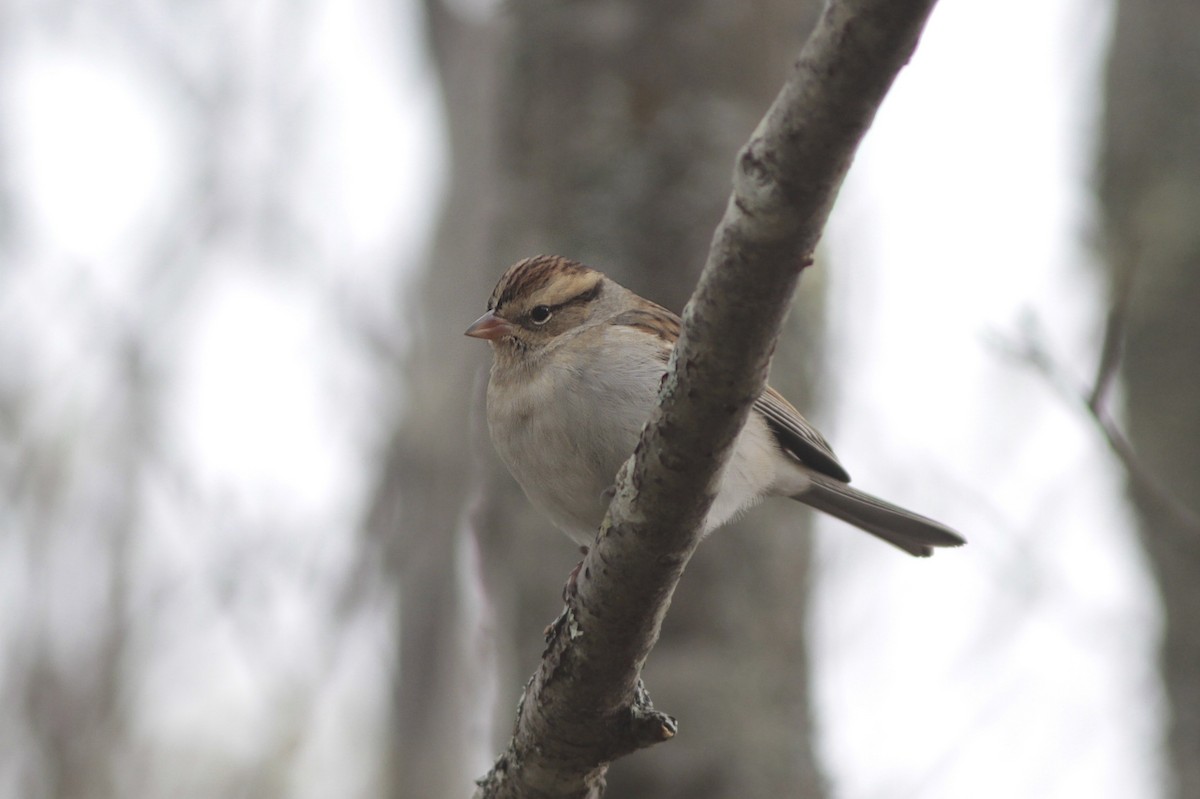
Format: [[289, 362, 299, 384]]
[[466, 255, 964, 556]]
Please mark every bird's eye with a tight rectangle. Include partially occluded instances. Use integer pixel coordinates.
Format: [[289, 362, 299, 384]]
[[530, 305, 552, 325]]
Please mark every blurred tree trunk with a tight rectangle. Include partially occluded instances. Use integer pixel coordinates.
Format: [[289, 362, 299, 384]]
[[369, 1, 827, 796], [1098, 1, 1200, 797]]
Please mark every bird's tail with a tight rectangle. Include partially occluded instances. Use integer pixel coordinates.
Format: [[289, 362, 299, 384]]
[[795, 473, 965, 557]]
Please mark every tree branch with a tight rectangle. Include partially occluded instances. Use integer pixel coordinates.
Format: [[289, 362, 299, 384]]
[[474, 1, 940, 795]]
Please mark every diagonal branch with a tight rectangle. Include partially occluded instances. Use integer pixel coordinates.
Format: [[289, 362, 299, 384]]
[[474, 1, 941, 795]]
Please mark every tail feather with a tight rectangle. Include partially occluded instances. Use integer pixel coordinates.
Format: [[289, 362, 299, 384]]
[[796, 473, 965, 557]]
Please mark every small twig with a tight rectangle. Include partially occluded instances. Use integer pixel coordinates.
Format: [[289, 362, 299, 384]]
[[991, 281, 1200, 538], [1088, 250, 1137, 414], [1088, 403, 1200, 533]]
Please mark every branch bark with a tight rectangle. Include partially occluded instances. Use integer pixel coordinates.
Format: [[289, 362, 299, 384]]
[[474, 0, 939, 795]]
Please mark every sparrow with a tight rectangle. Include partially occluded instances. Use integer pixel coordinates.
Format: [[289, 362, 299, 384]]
[[465, 255, 964, 557]]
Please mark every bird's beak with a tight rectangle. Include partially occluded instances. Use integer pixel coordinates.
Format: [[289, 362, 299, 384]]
[[464, 311, 514, 341]]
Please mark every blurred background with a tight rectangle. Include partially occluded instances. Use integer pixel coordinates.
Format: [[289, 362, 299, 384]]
[[2, 0, 1197, 797]]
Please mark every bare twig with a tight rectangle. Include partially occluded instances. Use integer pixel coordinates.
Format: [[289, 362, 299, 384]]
[[1088, 250, 1138, 414], [991, 285, 1200, 538], [474, 1, 942, 795]]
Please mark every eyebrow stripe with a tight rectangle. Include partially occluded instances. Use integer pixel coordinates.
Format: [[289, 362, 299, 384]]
[[551, 280, 602, 310]]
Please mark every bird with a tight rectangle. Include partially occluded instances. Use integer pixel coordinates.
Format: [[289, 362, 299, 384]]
[[465, 255, 964, 557]]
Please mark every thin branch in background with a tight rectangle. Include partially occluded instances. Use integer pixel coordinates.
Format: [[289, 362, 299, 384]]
[[1088, 247, 1137, 414], [988, 265, 1200, 539]]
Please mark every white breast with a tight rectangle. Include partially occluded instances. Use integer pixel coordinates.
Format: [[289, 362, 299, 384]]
[[486, 325, 794, 545]]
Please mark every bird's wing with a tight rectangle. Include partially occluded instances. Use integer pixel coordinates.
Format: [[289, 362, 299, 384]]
[[754, 386, 850, 482], [612, 300, 851, 483]]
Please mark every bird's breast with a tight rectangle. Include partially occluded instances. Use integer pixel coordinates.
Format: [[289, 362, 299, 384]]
[[486, 356, 654, 544]]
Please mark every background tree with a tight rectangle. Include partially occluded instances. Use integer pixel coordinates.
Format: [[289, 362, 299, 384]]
[[1099, 0, 1200, 795]]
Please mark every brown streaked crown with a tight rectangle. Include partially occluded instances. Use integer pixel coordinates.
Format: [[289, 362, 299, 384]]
[[488, 255, 604, 316]]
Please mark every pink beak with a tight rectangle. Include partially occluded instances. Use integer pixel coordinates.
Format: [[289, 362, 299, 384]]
[[464, 311, 514, 341]]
